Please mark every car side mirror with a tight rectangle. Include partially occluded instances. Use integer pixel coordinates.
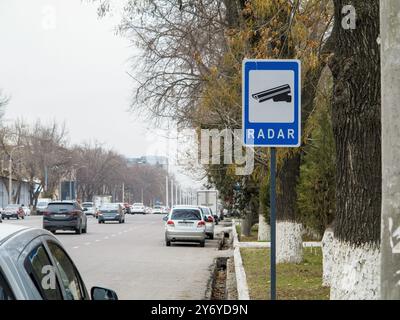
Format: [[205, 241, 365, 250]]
[[163, 215, 168, 222], [91, 287, 118, 300]]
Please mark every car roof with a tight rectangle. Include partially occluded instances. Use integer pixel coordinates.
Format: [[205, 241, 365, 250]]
[[172, 206, 201, 210], [0, 224, 31, 244]]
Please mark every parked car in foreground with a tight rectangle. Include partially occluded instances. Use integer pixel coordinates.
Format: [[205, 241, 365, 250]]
[[0, 224, 118, 300], [198, 206, 215, 239], [43, 201, 87, 234], [98, 203, 125, 224], [131, 203, 146, 214], [165, 206, 206, 247], [81, 202, 96, 216], [1, 204, 25, 220]]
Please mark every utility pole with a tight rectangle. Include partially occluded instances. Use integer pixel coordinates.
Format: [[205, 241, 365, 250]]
[[381, 0, 400, 300], [141, 188, 144, 204], [171, 179, 174, 207], [166, 175, 169, 207], [122, 183, 125, 203]]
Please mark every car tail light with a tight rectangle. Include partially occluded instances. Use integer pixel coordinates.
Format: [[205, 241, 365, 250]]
[[43, 211, 50, 216], [167, 220, 175, 227], [197, 221, 206, 228], [207, 216, 214, 222], [71, 211, 80, 217]]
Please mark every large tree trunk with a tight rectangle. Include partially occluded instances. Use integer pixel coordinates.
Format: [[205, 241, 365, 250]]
[[241, 200, 258, 238], [380, 0, 400, 300], [258, 214, 270, 241], [276, 152, 303, 263], [328, 0, 381, 300]]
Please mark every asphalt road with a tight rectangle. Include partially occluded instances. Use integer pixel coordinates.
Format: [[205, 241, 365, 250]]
[[3, 214, 224, 300]]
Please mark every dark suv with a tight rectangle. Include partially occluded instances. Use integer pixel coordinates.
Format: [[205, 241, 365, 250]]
[[43, 202, 87, 234]]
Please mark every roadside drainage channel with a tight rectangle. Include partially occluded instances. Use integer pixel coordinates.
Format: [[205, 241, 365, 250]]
[[207, 223, 238, 300], [210, 257, 228, 300]]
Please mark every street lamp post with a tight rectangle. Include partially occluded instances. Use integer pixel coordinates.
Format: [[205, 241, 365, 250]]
[[9, 146, 23, 205]]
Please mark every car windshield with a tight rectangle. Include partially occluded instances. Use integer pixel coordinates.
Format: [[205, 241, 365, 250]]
[[37, 202, 48, 206], [154, 206, 161, 209], [5, 204, 19, 209], [82, 203, 93, 208], [133, 203, 143, 207], [47, 203, 74, 212], [171, 209, 202, 221]]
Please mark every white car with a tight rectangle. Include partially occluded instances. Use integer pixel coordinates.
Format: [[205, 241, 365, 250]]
[[21, 205, 31, 216], [131, 203, 146, 214], [198, 206, 215, 239], [165, 206, 206, 247], [82, 202, 97, 216], [152, 206, 163, 214]]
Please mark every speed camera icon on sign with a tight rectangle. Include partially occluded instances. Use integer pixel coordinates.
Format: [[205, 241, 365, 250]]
[[249, 70, 295, 123]]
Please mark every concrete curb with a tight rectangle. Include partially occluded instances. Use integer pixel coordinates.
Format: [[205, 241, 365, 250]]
[[232, 220, 250, 300], [237, 241, 322, 248]]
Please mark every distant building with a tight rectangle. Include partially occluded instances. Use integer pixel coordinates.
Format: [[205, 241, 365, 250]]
[[0, 176, 30, 208], [126, 156, 168, 170]]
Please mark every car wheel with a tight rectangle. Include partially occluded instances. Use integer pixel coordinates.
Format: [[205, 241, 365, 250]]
[[76, 224, 82, 234], [51, 230, 56, 234], [82, 225, 87, 234], [166, 240, 171, 247], [22, 216, 25, 220], [200, 240, 205, 247], [209, 234, 214, 240]]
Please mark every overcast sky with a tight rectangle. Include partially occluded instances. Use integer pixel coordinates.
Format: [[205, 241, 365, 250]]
[[0, 0, 202, 187]]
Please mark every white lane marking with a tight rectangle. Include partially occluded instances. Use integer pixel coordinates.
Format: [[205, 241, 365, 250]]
[[118, 232, 122, 235], [123, 230, 128, 233], [104, 236, 109, 240], [85, 242, 91, 246], [95, 239, 101, 242], [73, 246, 79, 249], [111, 234, 116, 237]]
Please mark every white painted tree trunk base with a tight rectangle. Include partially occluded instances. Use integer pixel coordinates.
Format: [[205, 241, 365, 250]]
[[322, 228, 334, 287], [258, 214, 270, 241], [330, 239, 380, 300], [276, 221, 303, 263]]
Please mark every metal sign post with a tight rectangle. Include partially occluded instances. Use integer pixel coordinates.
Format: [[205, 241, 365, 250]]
[[270, 147, 276, 300], [242, 59, 301, 301]]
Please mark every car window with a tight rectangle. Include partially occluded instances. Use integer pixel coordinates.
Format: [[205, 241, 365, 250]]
[[47, 204, 74, 212], [200, 207, 210, 216], [171, 209, 202, 220], [37, 202, 48, 207], [0, 270, 15, 300], [82, 203, 93, 208], [24, 245, 63, 300], [47, 242, 86, 300]]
